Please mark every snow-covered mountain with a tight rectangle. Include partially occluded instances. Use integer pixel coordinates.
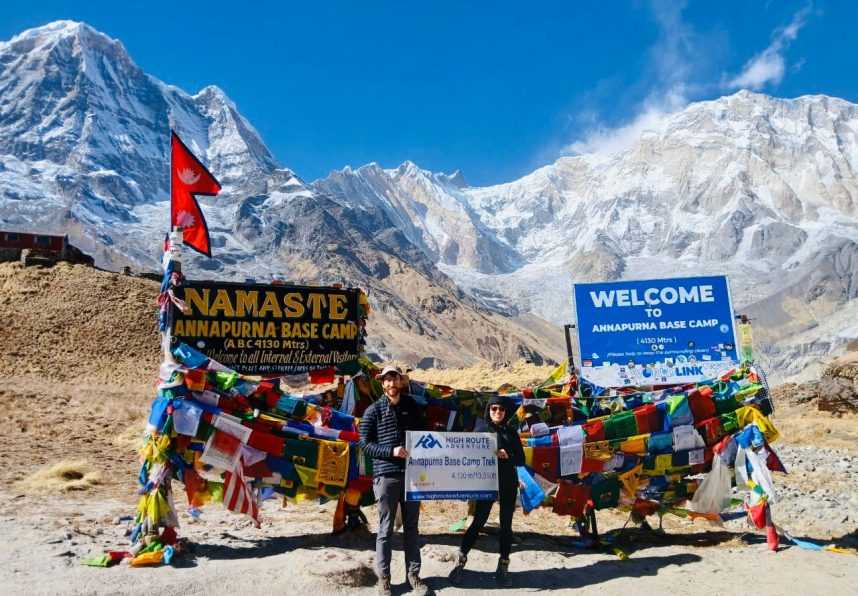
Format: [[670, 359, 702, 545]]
[[314, 162, 521, 275], [0, 21, 564, 368], [2, 21, 857, 379], [315, 92, 858, 381], [0, 21, 281, 262]]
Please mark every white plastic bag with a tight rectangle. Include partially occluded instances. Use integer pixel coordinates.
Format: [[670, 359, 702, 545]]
[[690, 454, 732, 514]]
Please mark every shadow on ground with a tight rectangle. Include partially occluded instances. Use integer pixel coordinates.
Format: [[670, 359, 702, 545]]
[[422, 553, 703, 591], [183, 524, 729, 562]]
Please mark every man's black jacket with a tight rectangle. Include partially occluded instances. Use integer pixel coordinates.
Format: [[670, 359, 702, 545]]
[[359, 394, 424, 477]]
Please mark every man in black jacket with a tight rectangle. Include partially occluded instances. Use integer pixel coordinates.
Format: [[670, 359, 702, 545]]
[[359, 365, 427, 596]]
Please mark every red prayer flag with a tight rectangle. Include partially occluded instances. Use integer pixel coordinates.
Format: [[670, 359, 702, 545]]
[[309, 367, 336, 385], [171, 131, 221, 257]]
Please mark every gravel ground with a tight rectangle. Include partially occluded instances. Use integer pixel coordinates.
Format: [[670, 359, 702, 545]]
[[722, 443, 858, 543]]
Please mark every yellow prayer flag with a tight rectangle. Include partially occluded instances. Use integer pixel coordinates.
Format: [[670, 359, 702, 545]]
[[655, 454, 673, 472], [618, 464, 644, 497], [540, 360, 568, 387], [294, 485, 318, 503], [317, 440, 350, 487], [619, 435, 648, 455], [138, 489, 171, 525], [130, 550, 164, 567], [584, 441, 614, 461], [735, 406, 780, 443], [295, 464, 318, 486]]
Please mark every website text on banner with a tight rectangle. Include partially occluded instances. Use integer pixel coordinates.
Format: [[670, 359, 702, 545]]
[[573, 275, 739, 387], [405, 431, 498, 501]]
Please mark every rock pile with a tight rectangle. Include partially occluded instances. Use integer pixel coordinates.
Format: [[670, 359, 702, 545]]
[[818, 357, 858, 414]]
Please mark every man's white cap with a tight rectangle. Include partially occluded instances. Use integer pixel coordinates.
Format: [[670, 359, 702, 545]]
[[377, 365, 402, 378]]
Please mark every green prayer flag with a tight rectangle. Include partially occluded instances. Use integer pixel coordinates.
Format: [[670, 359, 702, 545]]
[[214, 371, 239, 390], [82, 555, 111, 567], [449, 517, 468, 532]]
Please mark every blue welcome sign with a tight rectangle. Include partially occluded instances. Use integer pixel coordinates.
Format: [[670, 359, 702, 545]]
[[573, 275, 739, 387]]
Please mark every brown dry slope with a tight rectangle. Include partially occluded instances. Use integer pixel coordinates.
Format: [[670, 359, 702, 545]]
[[0, 262, 160, 493]]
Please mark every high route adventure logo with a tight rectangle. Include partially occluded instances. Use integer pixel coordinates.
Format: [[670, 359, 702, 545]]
[[414, 434, 443, 449]]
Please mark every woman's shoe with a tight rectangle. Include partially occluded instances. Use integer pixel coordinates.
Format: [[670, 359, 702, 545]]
[[495, 558, 512, 587], [449, 551, 467, 584]]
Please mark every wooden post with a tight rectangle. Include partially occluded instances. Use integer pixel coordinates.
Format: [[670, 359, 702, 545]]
[[563, 324, 577, 373], [162, 227, 184, 362]]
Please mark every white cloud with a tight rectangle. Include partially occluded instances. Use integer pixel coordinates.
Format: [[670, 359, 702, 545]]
[[564, 90, 685, 156], [728, 7, 810, 90], [729, 52, 785, 90], [560, 3, 813, 158], [648, 0, 695, 89], [562, 0, 694, 157]]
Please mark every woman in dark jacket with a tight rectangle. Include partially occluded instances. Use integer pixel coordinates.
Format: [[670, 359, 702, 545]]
[[450, 395, 525, 587]]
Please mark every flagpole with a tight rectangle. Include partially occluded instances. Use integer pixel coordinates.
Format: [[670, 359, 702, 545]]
[[169, 228, 182, 274], [163, 129, 181, 364], [564, 324, 577, 374], [163, 226, 183, 362], [169, 129, 173, 237]]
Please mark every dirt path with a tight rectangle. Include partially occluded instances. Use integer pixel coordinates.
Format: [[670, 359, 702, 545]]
[[1, 491, 856, 596]]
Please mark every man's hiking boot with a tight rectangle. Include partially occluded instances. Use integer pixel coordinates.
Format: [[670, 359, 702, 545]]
[[377, 575, 391, 596], [407, 571, 429, 595]]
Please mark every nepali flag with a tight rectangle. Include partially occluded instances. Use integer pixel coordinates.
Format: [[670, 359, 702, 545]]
[[171, 131, 221, 257], [223, 462, 261, 528]]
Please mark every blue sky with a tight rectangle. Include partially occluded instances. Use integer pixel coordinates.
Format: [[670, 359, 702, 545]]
[[2, 1, 855, 186]]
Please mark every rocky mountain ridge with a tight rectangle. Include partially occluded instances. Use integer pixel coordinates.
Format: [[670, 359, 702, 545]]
[[0, 21, 563, 368], [314, 92, 858, 382], [3, 21, 858, 378]]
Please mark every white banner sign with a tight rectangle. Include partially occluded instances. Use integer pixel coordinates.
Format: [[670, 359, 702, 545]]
[[405, 431, 498, 501]]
